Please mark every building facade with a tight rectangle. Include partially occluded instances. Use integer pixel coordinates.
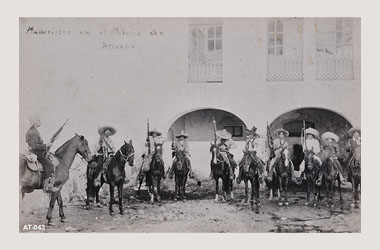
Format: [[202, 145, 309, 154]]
[[20, 18, 361, 178]]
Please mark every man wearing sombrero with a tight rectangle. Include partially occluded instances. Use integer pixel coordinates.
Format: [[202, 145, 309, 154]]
[[318, 131, 347, 186], [25, 114, 55, 192], [93, 125, 117, 186], [236, 126, 265, 184], [167, 130, 195, 179], [267, 128, 296, 182], [346, 127, 361, 156], [210, 129, 237, 181], [298, 127, 323, 181], [137, 128, 166, 182]]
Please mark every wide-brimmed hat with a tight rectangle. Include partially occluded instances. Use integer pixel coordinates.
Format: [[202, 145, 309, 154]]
[[274, 128, 289, 138], [29, 113, 40, 127], [348, 127, 361, 138], [215, 129, 232, 140], [321, 132, 339, 143], [148, 128, 162, 136], [98, 126, 117, 136], [305, 127, 319, 138], [245, 126, 260, 137], [176, 129, 189, 139]]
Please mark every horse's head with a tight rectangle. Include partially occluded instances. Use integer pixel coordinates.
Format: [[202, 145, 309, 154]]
[[120, 139, 135, 167], [304, 150, 315, 171], [153, 143, 163, 162], [74, 133, 92, 162], [175, 150, 186, 171]]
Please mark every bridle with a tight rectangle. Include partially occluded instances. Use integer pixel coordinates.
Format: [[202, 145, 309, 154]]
[[118, 148, 135, 163]]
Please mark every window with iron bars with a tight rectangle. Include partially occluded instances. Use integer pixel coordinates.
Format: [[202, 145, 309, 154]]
[[188, 24, 223, 83], [315, 18, 354, 80], [267, 18, 304, 81]]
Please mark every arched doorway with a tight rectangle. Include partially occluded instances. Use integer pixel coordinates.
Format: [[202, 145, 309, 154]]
[[269, 107, 353, 171], [165, 108, 248, 178]]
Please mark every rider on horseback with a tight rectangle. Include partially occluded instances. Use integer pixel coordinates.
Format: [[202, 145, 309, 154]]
[[267, 128, 297, 182], [299, 128, 323, 181], [236, 126, 265, 184], [209, 129, 237, 181], [93, 126, 116, 187], [346, 127, 361, 157], [168, 130, 195, 179], [318, 132, 347, 186], [25, 114, 56, 193], [137, 128, 166, 183]]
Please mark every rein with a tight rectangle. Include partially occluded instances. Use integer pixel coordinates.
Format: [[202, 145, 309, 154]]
[[118, 148, 134, 163]]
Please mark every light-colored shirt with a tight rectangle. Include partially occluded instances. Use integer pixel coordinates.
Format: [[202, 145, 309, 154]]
[[304, 138, 321, 154], [94, 136, 116, 155]]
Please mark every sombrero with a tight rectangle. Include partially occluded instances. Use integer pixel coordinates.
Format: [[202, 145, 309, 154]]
[[175, 130, 189, 139], [98, 125, 117, 136], [148, 128, 162, 136], [348, 127, 361, 138], [245, 126, 260, 137], [29, 113, 40, 127], [305, 127, 319, 138], [215, 129, 232, 140], [321, 132, 339, 143], [274, 128, 289, 138]]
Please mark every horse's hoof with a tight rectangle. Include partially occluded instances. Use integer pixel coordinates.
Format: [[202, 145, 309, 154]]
[[174, 198, 177, 202], [60, 217, 67, 223], [120, 211, 124, 215], [355, 204, 360, 209], [182, 199, 186, 202], [304, 202, 309, 206], [96, 203, 102, 208], [47, 221, 55, 226], [285, 202, 289, 206], [110, 211, 115, 216], [278, 202, 283, 206]]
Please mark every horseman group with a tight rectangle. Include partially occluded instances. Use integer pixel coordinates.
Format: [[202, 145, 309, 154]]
[[20, 113, 361, 222]]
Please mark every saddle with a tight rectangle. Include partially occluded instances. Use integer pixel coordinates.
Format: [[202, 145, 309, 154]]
[[24, 152, 44, 172]]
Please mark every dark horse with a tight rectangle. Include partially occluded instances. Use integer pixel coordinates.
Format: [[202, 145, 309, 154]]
[[304, 150, 322, 206], [86, 140, 135, 215], [239, 151, 260, 213], [139, 143, 165, 204], [210, 144, 235, 202], [20, 134, 92, 225], [173, 150, 190, 201], [347, 146, 361, 208], [322, 157, 344, 209], [274, 153, 291, 206]]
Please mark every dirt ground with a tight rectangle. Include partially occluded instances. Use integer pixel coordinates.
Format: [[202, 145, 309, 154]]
[[19, 178, 360, 233]]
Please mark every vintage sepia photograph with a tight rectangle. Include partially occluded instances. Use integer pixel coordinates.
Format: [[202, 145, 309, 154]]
[[19, 17, 361, 233]]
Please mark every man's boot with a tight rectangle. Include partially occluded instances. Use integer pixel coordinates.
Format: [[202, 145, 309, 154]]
[[168, 166, 174, 179], [339, 173, 347, 185], [188, 161, 195, 179]]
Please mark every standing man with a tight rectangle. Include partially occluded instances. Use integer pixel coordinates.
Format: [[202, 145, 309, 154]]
[[25, 114, 55, 192], [236, 126, 265, 184], [168, 130, 195, 179], [93, 125, 117, 187]]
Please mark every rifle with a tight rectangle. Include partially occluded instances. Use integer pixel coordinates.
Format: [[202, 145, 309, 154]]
[[266, 122, 275, 159], [50, 119, 69, 144], [301, 120, 306, 153], [147, 118, 150, 155], [212, 116, 217, 145]]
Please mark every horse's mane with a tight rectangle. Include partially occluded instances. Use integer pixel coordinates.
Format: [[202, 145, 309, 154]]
[[54, 136, 76, 157]]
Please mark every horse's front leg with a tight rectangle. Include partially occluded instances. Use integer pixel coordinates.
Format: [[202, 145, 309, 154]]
[[46, 191, 58, 225], [253, 178, 260, 214], [244, 179, 248, 204], [156, 177, 161, 203], [306, 176, 311, 205], [284, 177, 289, 206], [338, 178, 344, 210], [182, 175, 187, 202], [354, 178, 360, 208], [118, 182, 124, 214], [215, 177, 219, 202], [57, 191, 66, 222], [174, 174, 178, 201], [109, 183, 115, 215], [278, 177, 283, 206]]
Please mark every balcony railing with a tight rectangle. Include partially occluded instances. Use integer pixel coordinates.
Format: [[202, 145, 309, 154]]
[[188, 60, 223, 83], [316, 58, 354, 80], [267, 59, 303, 81]]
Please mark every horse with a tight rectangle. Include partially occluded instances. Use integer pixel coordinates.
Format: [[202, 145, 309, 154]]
[[86, 140, 135, 215], [172, 150, 190, 201], [304, 150, 322, 206], [274, 153, 291, 206], [144, 143, 165, 204], [239, 151, 261, 213], [264, 159, 280, 201], [322, 156, 344, 209], [210, 144, 235, 202], [19, 134, 92, 225], [347, 146, 361, 208]]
